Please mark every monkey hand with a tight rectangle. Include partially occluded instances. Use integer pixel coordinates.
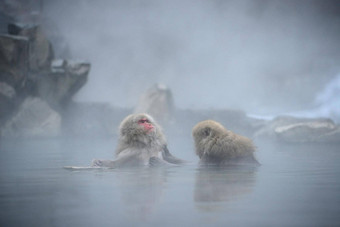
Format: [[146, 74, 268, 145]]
[[91, 159, 104, 167], [91, 159, 117, 168]]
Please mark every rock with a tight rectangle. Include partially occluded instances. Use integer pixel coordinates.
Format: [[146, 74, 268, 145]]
[[317, 127, 340, 143], [8, 23, 54, 72], [0, 34, 29, 89], [0, 11, 14, 34], [0, 82, 17, 126], [7, 23, 26, 36], [255, 116, 340, 143], [37, 60, 90, 109], [1, 97, 61, 138], [275, 121, 336, 143], [255, 116, 301, 138], [134, 83, 175, 124], [50, 59, 66, 73], [64, 61, 90, 98], [0, 22, 90, 137], [0, 82, 16, 99]]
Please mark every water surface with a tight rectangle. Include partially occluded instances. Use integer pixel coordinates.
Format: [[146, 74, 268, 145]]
[[0, 137, 339, 226]]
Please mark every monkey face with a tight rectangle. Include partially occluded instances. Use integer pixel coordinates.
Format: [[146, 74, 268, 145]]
[[138, 118, 154, 132], [117, 113, 167, 150]]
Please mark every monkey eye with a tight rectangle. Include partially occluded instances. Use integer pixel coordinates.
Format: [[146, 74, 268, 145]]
[[138, 118, 150, 124]]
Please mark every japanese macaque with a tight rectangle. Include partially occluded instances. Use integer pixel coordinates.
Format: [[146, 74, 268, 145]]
[[91, 113, 185, 168], [192, 120, 259, 166]]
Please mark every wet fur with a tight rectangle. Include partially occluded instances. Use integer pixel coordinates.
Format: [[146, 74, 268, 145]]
[[192, 120, 259, 165], [92, 113, 181, 168], [116, 113, 166, 157]]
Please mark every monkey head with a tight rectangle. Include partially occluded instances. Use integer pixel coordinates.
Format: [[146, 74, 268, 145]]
[[119, 113, 166, 146], [192, 120, 229, 159], [192, 120, 226, 141]]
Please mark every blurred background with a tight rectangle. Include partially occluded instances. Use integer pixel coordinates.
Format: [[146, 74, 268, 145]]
[[41, 0, 340, 115], [2, 0, 340, 138]]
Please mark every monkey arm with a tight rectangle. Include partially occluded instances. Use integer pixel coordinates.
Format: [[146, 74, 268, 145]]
[[149, 156, 176, 167], [91, 159, 117, 168], [161, 145, 186, 164], [91, 149, 146, 168]]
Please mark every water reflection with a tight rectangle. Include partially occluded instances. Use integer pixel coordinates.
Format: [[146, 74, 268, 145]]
[[194, 165, 258, 211], [1, 138, 339, 226], [115, 167, 168, 220]]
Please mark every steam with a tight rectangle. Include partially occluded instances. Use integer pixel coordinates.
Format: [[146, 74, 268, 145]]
[[314, 74, 340, 122], [43, 0, 340, 115], [255, 73, 340, 123]]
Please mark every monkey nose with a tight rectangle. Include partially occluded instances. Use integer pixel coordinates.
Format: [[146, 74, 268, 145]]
[[145, 123, 154, 130]]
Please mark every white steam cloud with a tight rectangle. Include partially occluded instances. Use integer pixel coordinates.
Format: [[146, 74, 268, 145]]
[[43, 0, 340, 115]]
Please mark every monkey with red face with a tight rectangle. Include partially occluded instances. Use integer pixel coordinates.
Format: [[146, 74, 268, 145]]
[[91, 113, 184, 168]]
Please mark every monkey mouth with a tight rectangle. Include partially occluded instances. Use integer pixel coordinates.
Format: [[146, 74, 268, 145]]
[[144, 125, 154, 132], [138, 118, 154, 132]]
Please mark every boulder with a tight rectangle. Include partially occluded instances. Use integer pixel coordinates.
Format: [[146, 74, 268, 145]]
[[64, 60, 90, 98], [317, 127, 340, 143], [0, 34, 29, 89], [1, 97, 61, 138], [134, 83, 174, 124], [0, 22, 90, 138], [255, 116, 340, 143], [0, 11, 14, 34], [275, 120, 336, 143], [0, 82, 16, 126], [37, 59, 90, 109], [50, 59, 66, 73], [8, 23, 54, 72], [0, 82, 16, 99]]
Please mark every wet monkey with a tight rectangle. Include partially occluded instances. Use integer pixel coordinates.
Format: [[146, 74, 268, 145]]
[[192, 120, 259, 166], [92, 113, 185, 168]]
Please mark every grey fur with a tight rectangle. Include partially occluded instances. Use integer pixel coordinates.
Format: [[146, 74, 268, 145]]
[[162, 145, 186, 164], [92, 113, 182, 168], [192, 120, 259, 165]]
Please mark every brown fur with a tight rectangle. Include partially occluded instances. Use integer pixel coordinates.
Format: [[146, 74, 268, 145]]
[[192, 120, 259, 165]]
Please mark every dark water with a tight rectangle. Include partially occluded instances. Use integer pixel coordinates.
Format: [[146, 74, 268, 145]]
[[0, 137, 339, 227]]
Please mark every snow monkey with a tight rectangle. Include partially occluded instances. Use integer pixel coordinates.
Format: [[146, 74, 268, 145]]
[[91, 113, 185, 168], [192, 120, 259, 166]]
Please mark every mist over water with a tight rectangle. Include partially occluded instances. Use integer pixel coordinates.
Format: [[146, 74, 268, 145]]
[[271, 73, 340, 123], [43, 0, 340, 115], [1, 137, 340, 226], [1, 1, 340, 226]]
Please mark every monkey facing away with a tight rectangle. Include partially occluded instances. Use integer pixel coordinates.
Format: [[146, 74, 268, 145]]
[[91, 113, 185, 168], [192, 120, 259, 166]]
